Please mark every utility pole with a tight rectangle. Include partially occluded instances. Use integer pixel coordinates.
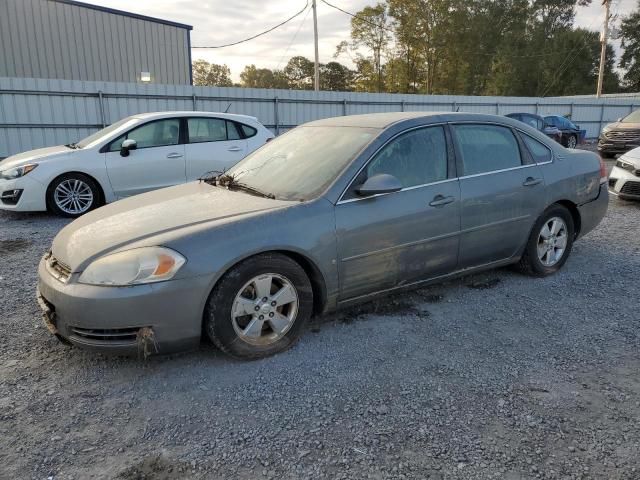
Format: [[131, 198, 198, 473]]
[[312, 0, 320, 91], [597, 0, 611, 98]]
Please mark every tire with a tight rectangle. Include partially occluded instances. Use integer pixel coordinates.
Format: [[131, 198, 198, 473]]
[[204, 253, 313, 359], [517, 204, 575, 277], [47, 173, 102, 218], [599, 151, 615, 159], [566, 134, 578, 149]]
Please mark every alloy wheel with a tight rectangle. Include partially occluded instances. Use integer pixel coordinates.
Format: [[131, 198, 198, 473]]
[[537, 216, 568, 267], [53, 179, 94, 215], [567, 135, 577, 148], [231, 273, 299, 346]]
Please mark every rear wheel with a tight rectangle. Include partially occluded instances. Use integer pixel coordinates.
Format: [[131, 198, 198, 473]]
[[47, 173, 102, 218], [517, 205, 575, 277], [566, 134, 577, 149], [204, 253, 313, 359]]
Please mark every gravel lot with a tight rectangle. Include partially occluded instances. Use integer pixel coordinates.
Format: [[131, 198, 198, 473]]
[[1, 156, 639, 480]]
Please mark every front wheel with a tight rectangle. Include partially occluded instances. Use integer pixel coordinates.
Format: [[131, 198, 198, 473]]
[[566, 134, 577, 149], [204, 253, 313, 359], [517, 205, 575, 277], [47, 173, 102, 217]]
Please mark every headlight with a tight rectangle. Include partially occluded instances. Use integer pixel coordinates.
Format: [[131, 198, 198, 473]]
[[78, 247, 186, 286], [0, 164, 38, 180]]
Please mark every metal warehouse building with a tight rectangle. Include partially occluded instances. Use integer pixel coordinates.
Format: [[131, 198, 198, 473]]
[[0, 0, 193, 84]]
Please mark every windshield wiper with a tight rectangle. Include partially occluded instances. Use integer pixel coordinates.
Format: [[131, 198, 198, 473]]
[[65, 142, 79, 149], [215, 173, 275, 199]]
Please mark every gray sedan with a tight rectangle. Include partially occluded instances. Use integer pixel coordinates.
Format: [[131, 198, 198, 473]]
[[37, 112, 608, 359]]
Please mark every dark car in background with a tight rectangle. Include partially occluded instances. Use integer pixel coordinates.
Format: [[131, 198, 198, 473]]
[[505, 113, 562, 143], [598, 109, 640, 158], [544, 115, 586, 149]]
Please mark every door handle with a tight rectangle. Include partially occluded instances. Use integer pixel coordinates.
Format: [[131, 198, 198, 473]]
[[429, 195, 455, 207], [227, 146, 242, 152], [166, 153, 183, 159], [523, 177, 542, 187]]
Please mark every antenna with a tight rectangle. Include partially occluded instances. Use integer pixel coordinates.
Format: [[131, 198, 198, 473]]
[[224, 103, 232, 113]]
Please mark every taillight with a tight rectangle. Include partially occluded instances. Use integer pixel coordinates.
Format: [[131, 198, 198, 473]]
[[599, 155, 607, 183]]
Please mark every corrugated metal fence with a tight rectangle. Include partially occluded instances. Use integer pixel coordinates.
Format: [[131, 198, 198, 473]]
[[2, 76, 639, 158]]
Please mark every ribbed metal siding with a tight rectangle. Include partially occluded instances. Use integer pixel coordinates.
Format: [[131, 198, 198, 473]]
[[1, 76, 640, 158], [0, 0, 190, 84]]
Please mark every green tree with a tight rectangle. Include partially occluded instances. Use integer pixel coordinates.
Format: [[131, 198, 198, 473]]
[[619, 1, 640, 91], [192, 59, 233, 87], [320, 61, 354, 91], [284, 56, 315, 89], [240, 65, 290, 89]]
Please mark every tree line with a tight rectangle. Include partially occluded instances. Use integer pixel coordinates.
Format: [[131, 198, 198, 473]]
[[193, 0, 640, 96]]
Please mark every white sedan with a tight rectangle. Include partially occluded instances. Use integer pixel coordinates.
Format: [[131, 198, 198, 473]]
[[0, 111, 274, 217]]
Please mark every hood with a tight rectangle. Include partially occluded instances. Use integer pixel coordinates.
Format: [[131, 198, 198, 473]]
[[605, 122, 640, 131], [52, 182, 296, 271], [0, 145, 73, 170], [620, 146, 640, 162]]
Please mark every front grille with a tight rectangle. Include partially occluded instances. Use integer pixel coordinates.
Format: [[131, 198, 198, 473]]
[[45, 252, 72, 283], [620, 181, 640, 196], [69, 326, 140, 344], [604, 130, 640, 142]]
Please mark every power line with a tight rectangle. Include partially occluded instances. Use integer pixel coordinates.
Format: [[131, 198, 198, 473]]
[[192, 1, 309, 49], [276, 3, 312, 70], [320, 0, 394, 33]]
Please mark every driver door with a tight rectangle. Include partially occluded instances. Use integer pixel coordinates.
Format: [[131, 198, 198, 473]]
[[335, 125, 461, 301], [104, 118, 186, 198]]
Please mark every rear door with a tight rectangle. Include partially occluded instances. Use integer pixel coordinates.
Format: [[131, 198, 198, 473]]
[[104, 118, 186, 198], [451, 123, 546, 269], [185, 117, 248, 180], [335, 125, 461, 301]]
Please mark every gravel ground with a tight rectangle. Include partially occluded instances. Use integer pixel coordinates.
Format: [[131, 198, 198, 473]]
[[1, 156, 640, 480]]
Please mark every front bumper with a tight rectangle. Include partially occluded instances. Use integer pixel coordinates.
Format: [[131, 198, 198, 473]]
[[37, 256, 211, 355], [608, 165, 640, 200], [597, 138, 640, 156], [0, 176, 47, 211]]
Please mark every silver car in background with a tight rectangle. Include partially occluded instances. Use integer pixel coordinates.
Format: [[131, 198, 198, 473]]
[[37, 112, 608, 359]]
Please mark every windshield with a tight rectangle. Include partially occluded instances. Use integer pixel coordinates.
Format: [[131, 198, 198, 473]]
[[225, 126, 378, 201], [75, 117, 138, 149], [622, 110, 640, 123]]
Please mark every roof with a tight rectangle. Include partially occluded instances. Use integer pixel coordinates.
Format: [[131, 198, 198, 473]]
[[131, 111, 259, 122], [304, 111, 514, 129], [48, 0, 193, 30]]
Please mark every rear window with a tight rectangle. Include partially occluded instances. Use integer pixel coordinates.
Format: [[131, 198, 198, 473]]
[[522, 135, 552, 164]]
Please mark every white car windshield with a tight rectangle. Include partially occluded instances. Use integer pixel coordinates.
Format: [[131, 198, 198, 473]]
[[75, 118, 139, 149], [225, 126, 378, 201]]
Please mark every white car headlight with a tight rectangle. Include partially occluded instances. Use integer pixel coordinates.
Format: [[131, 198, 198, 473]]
[[0, 164, 38, 180], [78, 247, 186, 286]]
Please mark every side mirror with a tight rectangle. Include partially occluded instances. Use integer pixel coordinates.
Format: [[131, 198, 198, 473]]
[[356, 173, 403, 197], [120, 139, 137, 157]]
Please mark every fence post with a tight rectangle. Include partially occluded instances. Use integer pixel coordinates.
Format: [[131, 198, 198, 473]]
[[400, 101, 405, 112], [599, 103, 605, 135], [535, 102, 539, 115], [569, 102, 574, 120], [452, 102, 457, 112], [192, 94, 197, 111], [97, 90, 106, 128], [274, 96, 279, 135], [343, 99, 347, 116], [496, 102, 500, 115]]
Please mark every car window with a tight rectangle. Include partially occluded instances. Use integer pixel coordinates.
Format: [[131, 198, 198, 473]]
[[545, 117, 557, 127], [521, 115, 538, 130], [366, 126, 448, 189], [108, 119, 180, 152], [537, 118, 544, 130], [188, 118, 227, 143], [239, 124, 257, 138], [453, 124, 522, 176], [227, 122, 241, 140], [522, 135, 552, 164]]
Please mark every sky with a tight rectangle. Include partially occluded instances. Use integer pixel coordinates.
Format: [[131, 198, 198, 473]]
[[82, 0, 635, 81]]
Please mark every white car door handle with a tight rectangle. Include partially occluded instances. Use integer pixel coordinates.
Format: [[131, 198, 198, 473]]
[[167, 153, 183, 159], [227, 146, 242, 152]]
